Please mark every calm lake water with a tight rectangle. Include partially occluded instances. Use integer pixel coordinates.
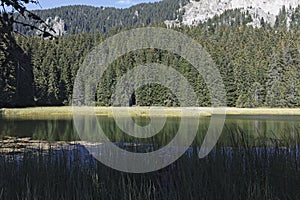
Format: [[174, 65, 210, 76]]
[[1, 115, 300, 146], [0, 115, 300, 199]]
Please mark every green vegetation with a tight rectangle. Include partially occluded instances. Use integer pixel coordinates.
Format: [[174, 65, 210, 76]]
[[12, 4, 300, 35], [1, 2, 300, 108], [14, 0, 188, 35], [1, 2, 300, 199], [0, 127, 299, 199], [2, 25, 300, 108], [1, 113, 299, 146], [3, 107, 300, 119], [0, 20, 34, 107]]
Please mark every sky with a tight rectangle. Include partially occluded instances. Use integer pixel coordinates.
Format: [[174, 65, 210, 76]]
[[27, 0, 162, 10]]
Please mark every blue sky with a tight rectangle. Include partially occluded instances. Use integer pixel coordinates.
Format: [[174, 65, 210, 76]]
[[27, 0, 162, 10]]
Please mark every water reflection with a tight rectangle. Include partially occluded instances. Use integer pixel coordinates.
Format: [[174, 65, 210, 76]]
[[0, 118, 78, 141], [0, 115, 299, 147]]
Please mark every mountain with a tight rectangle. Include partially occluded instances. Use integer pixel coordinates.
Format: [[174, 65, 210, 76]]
[[14, 0, 188, 35], [3, 1, 300, 108], [14, 0, 300, 35], [167, 0, 300, 28], [37, 16, 67, 36]]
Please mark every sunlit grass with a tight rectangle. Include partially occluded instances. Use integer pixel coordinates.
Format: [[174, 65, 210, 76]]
[[1, 107, 210, 119], [2, 107, 300, 120]]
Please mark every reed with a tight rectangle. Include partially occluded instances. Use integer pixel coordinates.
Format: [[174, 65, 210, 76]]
[[0, 127, 299, 199]]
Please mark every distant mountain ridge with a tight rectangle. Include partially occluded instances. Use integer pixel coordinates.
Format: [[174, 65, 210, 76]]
[[14, 0, 188, 35], [14, 0, 300, 35], [168, 0, 300, 28]]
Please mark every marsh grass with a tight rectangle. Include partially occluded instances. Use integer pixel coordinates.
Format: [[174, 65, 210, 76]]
[[3, 107, 300, 119], [0, 127, 299, 199]]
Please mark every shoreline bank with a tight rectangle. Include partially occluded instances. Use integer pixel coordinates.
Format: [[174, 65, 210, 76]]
[[0, 136, 103, 154], [1, 107, 300, 118]]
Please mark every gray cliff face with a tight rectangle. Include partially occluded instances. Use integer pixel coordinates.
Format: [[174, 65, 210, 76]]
[[38, 16, 67, 36], [166, 0, 300, 28]]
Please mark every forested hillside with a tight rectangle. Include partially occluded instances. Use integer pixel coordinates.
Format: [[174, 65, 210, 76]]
[[14, 0, 188, 35], [2, 24, 300, 108], [1, 1, 300, 108], [13, 1, 300, 35]]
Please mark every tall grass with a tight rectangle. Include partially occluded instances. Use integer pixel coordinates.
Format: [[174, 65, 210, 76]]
[[0, 128, 299, 199]]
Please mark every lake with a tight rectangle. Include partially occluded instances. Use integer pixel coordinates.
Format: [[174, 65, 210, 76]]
[[0, 114, 300, 199], [1, 114, 299, 145]]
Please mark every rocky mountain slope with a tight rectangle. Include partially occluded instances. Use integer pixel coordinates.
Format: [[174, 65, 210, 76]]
[[169, 0, 300, 28], [15, 0, 300, 35], [37, 16, 67, 36], [15, 0, 187, 35]]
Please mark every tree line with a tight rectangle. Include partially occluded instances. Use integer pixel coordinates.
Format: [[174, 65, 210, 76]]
[[13, 4, 300, 35], [14, 0, 188, 35], [1, 23, 300, 108], [1, 3, 300, 108]]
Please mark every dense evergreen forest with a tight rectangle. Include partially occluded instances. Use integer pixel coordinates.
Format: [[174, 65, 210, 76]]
[[13, 3, 300, 35], [14, 0, 188, 35], [1, 3, 300, 108]]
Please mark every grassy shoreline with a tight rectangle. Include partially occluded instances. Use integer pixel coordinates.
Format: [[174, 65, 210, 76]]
[[2, 106, 300, 118]]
